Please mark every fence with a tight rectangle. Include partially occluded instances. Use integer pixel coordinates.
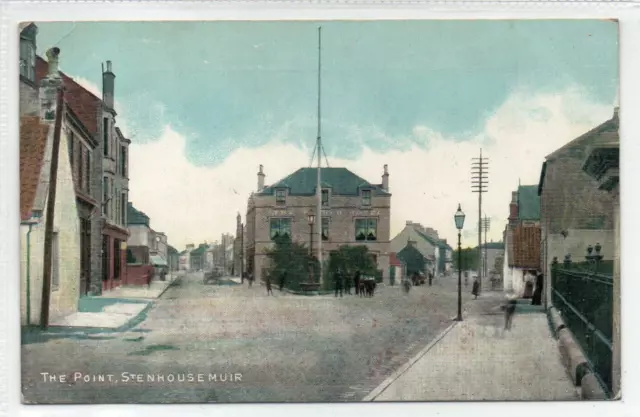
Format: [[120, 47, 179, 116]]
[[551, 259, 613, 395]]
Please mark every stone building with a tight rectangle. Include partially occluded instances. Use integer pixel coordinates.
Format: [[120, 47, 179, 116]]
[[21, 23, 104, 296], [390, 222, 452, 276], [503, 185, 541, 297], [244, 164, 392, 283], [537, 108, 618, 305], [233, 213, 244, 276], [19, 55, 80, 325]]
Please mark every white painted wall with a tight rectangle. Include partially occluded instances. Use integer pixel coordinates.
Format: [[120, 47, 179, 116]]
[[21, 126, 80, 325], [127, 224, 149, 247]]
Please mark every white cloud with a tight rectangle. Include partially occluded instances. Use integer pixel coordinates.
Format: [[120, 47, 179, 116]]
[[127, 85, 614, 251], [61, 74, 614, 250]]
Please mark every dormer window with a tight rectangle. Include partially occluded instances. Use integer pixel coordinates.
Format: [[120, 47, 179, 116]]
[[321, 189, 330, 207], [361, 189, 372, 206], [275, 189, 286, 206]]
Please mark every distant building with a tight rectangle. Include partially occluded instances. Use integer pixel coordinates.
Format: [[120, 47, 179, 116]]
[[167, 245, 180, 271], [189, 244, 208, 271], [396, 243, 428, 277], [503, 185, 541, 297], [391, 221, 446, 276], [244, 165, 392, 283], [233, 213, 244, 276]]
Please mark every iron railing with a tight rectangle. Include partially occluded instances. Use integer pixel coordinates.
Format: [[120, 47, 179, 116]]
[[551, 259, 613, 395]]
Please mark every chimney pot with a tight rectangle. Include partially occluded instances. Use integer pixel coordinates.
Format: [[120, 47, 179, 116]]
[[257, 164, 265, 190], [382, 164, 389, 191]]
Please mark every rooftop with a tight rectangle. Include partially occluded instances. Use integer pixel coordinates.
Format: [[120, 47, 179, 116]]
[[517, 185, 540, 221], [256, 167, 391, 197], [20, 116, 50, 222]]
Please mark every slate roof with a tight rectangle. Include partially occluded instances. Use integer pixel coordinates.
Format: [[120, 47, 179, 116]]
[[20, 116, 50, 221], [256, 167, 391, 197], [127, 203, 150, 226], [168, 245, 179, 255], [397, 244, 427, 273], [36, 56, 102, 136], [414, 229, 440, 248], [517, 185, 540, 221], [190, 244, 208, 257], [545, 110, 619, 161]]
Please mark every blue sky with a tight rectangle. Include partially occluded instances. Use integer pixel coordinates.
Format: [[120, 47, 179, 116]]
[[34, 20, 618, 248]]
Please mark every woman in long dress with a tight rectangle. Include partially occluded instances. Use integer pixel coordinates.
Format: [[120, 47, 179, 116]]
[[471, 276, 480, 299]]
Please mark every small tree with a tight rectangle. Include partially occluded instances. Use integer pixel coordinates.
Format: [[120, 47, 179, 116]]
[[325, 245, 377, 289], [265, 235, 314, 291]]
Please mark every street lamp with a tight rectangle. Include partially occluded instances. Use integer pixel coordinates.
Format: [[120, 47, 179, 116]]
[[308, 210, 316, 282], [454, 204, 466, 321]]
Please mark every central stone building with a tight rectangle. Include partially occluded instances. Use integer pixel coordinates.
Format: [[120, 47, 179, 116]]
[[244, 164, 392, 283]]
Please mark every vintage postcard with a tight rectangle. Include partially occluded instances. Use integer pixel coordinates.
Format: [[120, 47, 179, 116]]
[[18, 19, 620, 404]]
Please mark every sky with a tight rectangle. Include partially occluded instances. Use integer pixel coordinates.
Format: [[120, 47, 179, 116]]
[[33, 20, 619, 250]]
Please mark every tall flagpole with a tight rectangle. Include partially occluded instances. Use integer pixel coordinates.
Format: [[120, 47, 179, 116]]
[[316, 26, 323, 285]]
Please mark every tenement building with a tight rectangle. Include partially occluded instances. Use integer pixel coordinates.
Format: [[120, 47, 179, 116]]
[[244, 164, 392, 283]]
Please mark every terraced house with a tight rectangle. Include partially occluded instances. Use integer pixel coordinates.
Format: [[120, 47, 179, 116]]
[[390, 221, 452, 276], [245, 165, 392, 283]]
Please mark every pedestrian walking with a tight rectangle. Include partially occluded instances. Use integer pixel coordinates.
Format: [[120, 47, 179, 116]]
[[503, 296, 517, 330], [266, 276, 273, 295], [334, 269, 343, 298], [248, 272, 254, 288], [428, 272, 433, 287], [354, 270, 361, 296], [344, 271, 352, 295], [471, 276, 480, 299]]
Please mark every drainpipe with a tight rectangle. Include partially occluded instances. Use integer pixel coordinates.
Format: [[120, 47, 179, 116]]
[[25, 223, 34, 326]]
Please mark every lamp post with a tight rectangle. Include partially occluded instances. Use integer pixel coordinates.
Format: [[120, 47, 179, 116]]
[[308, 210, 316, 282], [454, 204, 466, 321]]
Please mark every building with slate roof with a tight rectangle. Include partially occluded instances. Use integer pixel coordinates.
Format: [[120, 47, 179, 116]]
[[390, 221, 452, 276], [126, 203, 170, 279], [244, 165, 392, 283], [19, 60, 81, 325], [537, 108, 619, 307], [503, 185, 541, 297]]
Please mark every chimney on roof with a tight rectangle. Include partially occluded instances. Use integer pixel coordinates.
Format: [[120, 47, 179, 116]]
[[39, 47, 62, 123], [382, 164, 389, 191], [102, 60, 115, 110], [509, 191, 519, 226], [406, 220, 413, 226], [257, 164, 265, 190], [614, 106, 619, 120]]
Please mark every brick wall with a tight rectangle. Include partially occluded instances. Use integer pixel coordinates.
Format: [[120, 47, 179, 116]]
[[512, 225, 541, 268], [125, 264, 154, 286]]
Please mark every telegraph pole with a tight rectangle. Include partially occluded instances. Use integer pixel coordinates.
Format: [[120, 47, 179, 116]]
[[40, 83, 64, 329], [471, 149, 489, 291]]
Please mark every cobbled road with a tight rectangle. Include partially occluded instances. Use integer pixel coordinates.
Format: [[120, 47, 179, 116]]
[[22, 273, 479, 404]]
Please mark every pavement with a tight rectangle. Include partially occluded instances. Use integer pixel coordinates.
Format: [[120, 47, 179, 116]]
[[45, 275, 181, 331], [366, 291, 578, 401]]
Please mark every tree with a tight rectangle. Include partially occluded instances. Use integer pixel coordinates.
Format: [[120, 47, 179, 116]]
[[452, 247, 479, 271], [325, 245, 379, 288], [265, 235, 314, 291]]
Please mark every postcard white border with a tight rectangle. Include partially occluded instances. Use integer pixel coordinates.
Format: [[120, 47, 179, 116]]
[[1, 1, 639, 417]]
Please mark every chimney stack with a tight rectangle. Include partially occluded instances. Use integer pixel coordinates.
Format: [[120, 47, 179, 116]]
[[102, 60, 115, 110], [39, 47, 62, 123], [382, 164, 389, 191], [509, 191, 519, 226], [257, 164, 265, 190]]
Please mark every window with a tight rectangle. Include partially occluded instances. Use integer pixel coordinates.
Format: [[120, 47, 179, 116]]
[[362, 190, 372, 206], [85, 150, 91, 194], [110, 181, 115, 220], [120, 146, 127, 177], [322, 217, 329, 241], [103, 118, 109, 156], [19, 38, 36, 81], [51, 232, 60, 291], [355, 218, 377, 241], [270, 218, 291, 240], [275, 189, 286, 206], [121, 192, 127, 224], [102, 177, 109, 216], [322, 189, 330, 206], [67, 131, 75, 179], [81, 149, 89, 192]]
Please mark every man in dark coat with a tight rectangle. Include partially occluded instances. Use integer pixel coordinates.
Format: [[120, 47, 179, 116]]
[[354, 270, 361, 296], [531, 271, 543, 306], [279, 270, 287, 292], [471, 276, 480, 299], [266, 276, 273, 296], [334, 269, 343, 298], [344, 270, 352, 295]]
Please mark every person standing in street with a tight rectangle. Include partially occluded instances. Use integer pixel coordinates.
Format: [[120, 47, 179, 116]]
[[471, 276, 480, 299], [279, 270, 287, 292], [344, 270, 352, 295], [354, 270, 361, 296], [503, 296, 517, 330], [266, 276, 273, 296], [334, 269, 343, 298], [531, 270, 543, 306]]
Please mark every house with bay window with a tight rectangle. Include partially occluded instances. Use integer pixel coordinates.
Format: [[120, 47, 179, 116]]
[[244, 164, 392, 283]]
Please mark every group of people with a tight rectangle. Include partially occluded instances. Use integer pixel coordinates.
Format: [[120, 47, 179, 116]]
[[333, 269, 377, 298]]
